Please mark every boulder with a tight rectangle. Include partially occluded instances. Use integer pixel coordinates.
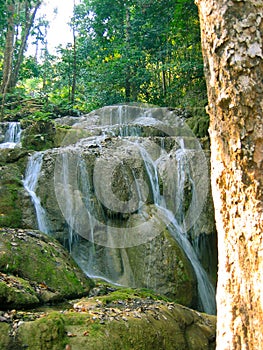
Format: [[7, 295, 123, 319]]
[[0, 290, 216, 350], [0, 228, 94, 308], [0, 148, 29, 228]]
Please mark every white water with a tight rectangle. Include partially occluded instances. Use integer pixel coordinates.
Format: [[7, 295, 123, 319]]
[[5, 122, 21, 143], [23, 152, 50, 234], [162, 207, 216, 314], [59, 153, 75, 249], [138, 141, 216, 314], [0, 122, 22, 149]]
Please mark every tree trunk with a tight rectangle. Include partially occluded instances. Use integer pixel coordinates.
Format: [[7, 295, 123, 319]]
[[1, 2, 15, 95], [195, 0, 263, 349], [10, 0, 42, 89]]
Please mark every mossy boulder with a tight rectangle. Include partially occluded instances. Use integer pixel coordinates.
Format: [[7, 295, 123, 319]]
[[0, 323, 10, 349], [20, 119, 81, 151], [21, 119, 56, 151], [0, 148, 29, 228], [0, 273, 39, 309], [0, 228, 94, 308], [2, 291, 216, 350]]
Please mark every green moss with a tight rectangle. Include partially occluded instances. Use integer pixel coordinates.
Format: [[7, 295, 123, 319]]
[[0, 323, 10, 349], [21, 119, 56, 151], [0, 277, 39, 309], [0, 229, 94, 308], [0, 150, 28, 228], [18, 312, 66, 350], [61, 307, 190, 350], [63, 313, 89, 326], [96, 287, 171, 306], [55, 127, 93, 147], [186, 115, 209, 138], [0, 182, 23, 228], [1, 299, 216, 350]]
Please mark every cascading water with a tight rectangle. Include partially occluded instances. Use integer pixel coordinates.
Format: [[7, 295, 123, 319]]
[[137, 140, 216, 314], [5, 122, 21, 143], [163, 208, 216, 315], [23, 152, 50, 234], [30, 105, 216, 315], [0, 122, 22, 148]]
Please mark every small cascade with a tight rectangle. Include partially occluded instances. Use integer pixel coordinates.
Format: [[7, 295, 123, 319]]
[[138, 145, 162, 206], [0, 122, 22, 148], [136, 141, 216, 314], [174, 138, 208, 234], [23, 152, 50, 234], [161, 208, 216, 315], [5, 122, 21, 143]]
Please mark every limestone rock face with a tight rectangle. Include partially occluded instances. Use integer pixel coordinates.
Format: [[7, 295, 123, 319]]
[[0, 228, 94, 308], [32, 142, 198, 307]]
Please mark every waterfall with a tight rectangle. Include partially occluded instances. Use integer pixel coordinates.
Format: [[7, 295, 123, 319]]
[[161, 208, 216, 315], [0, 122, 22, 148], [33, 105, 216, 315], [137, 141, 216, 314], [23, 152, 50, 234], [59, 152, 76, 250], [5, 122, 21, 143]]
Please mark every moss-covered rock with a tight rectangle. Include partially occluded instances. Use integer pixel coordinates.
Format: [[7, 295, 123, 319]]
[[17, 313, 66, 350], [0, 323, 10, 349], [21, 119, 56, 151], [20, 119, 84, 151], [0, 148, 29, 228], [124, 228, 197, 306], [186, 115, 210, 139], [0, 273, 39, 309], [0, 228, 94, 308], [4, 293, 216, 350]]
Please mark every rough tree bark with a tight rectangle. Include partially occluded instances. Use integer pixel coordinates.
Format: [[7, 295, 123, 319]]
[[195, 0, 263, 349]]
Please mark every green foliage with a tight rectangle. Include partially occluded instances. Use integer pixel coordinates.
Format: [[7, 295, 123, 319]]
[[0, 0, 207, 119], [19, 56, 40, 80], [186, 114, 210, 138], [22, 110, 53, 122], [63, 0, 206, 112]]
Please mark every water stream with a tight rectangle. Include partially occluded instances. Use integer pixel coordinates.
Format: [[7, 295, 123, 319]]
[[23, 152, 50, 234], [0, 122, 22, 148]]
